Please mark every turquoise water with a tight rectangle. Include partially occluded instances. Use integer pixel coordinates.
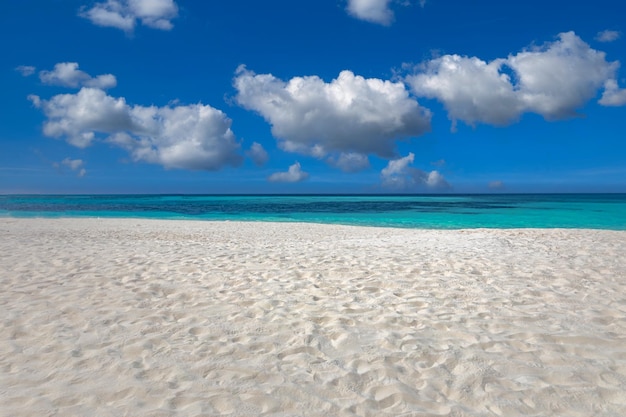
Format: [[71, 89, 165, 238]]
[[1, 194, 625, 230]]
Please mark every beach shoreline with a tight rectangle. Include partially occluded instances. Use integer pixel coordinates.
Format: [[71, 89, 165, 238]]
[[2, 218, 626, 416]]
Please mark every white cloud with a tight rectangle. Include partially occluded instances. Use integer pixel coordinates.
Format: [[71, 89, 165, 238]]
[[31, 87, 242, 171], [346, 0, 394, 25], [383, 153, 413, 173], [507, 32, 618, 119], [234, 66, 431, 160], [596, 30, 620, 43], [246, 142, 269, 166], [16, 65, 36, 77], [39, 62, 117, 89], [62, 158, 87, 177], [426, 170, 447, 188], [30, 88, 132, 147], [327, 152, 370, 172], [599, 79, 626, 106], [79, 0, 178, 32], [380, 152, 449, 189], [80, 1, 135, 31], [407, 31, 624, 129], [129, 0, 178, 29], [408, 55, 522, 129], [61, 158, 84, 171], [346, 0, 420, 25], [54, 158, 87, 177], [27, 94, 41, 108], [268, 162, 309, 183]]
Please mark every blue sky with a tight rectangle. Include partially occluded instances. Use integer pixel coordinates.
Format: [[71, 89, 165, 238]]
[[2, 0, 625, 194]]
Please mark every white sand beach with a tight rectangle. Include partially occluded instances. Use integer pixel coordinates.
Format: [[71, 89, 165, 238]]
[[1, 218, 626, 416]]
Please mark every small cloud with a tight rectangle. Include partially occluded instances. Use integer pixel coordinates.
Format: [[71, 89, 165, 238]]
[[426, 170, 448, 188], [246, 142, 269, 166], [16, 65, 36, 76], [268, 162, 309, 183], [79, 0, 179, 33], [346, 0, 394, 25], [599, 79, 626, 106], [381, 153, 419, 189], [595, 30, 621, 43], [381, 152, 450, 190], [488, 180, 505, 190], [56, 158, 87, 177], [28, 94, 42, 108], [346, 0, 420, 25], [39, 62, 117, 89]]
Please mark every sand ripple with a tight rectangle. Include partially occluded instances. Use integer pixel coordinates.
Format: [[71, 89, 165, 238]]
[[1, 219, 626, 416]]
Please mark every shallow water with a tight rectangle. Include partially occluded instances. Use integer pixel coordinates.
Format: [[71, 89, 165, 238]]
[[1, 194, 625, 229]]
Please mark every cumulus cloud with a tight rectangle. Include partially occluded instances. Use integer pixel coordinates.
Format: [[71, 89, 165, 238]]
[[346, 0, 394, 25], [268, 162, 309, 183], [407, 31, 625, 129], [596, 30, 620, 43], [408, 55, 522, 129], [507, 32, 619, 118], [30, 87, 242, 171], [327, 152, 370, 172], [16, 65, 36, 76], [425, 170, 448, 188], [599, 79, 626, 106], [79, 0, 179, 32], [380, 152, 449, 190], [246, 142, 269, 166], [234, 66, 431, 160], [380, 152, 414, 187], [39, 62, 117, 89]]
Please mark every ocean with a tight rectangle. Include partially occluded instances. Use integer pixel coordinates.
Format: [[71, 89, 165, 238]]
[[1, 194, 625, 230]]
